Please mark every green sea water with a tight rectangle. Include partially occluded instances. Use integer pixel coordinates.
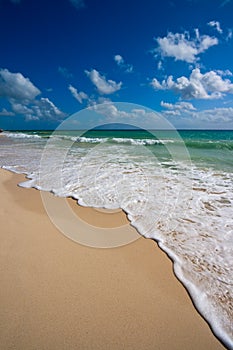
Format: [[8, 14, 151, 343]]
[[13, 129, 233, 172]]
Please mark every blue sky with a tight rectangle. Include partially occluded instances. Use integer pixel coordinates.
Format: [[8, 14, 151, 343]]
[[0, 0, 233, 129]]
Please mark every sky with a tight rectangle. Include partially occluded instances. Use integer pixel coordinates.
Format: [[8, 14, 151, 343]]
[[0, 0, 233, 130]]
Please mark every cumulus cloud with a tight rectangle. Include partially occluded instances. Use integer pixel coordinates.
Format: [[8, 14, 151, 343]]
[[0, 68, 66, 121], [155, 30, 218, 63], [68, 84, 89, 103], [85, 69, 122, 94], [152, 68, 233, 99], [208, 21, 223, 34], [11, 102, 33, 115], [151, 78, 164, 90], [69, 0, 85, 10], [114, 54, 133, 73], [10, 98, 66, 121], [0, 69, 41, 101], [34, 98, 65, 120]]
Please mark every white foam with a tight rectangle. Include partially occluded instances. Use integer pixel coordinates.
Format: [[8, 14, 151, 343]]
[[111, 137, 174, 145], [51, 135, 108, 143], [3, 132, 42, 139]]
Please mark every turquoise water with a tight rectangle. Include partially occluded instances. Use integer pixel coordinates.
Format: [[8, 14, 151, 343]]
[[0, 129, 233, 349], [7, 128, 233, 171]]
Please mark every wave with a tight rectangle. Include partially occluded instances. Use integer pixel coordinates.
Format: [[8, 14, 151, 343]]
[[2, 132, 174, 145], [3, 132, 42, 139], [59, 136, 108, 143], [185, 139, 233, 151], [111, 137, 173, 145], [3, 131, 233, 151], [41, 136, 233, 151], [52, 135, 174, 146]]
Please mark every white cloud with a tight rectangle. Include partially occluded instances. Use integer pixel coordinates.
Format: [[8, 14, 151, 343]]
[[192, 107, 233, 123], [36, 98, 65, 120], [114, 54, 133, 73], [208, 21, 223, 34], [0, 108, 15, 116], [215, 69, 232, 77], [207, 20, 232, 42], [161, 101, 196, 117], [11, 101, 33, 115], [85, 69, 122, 94], [162, 105, 233, 129], [198, 34, 218, 53], [152, 68, 233, 99], [69, 0, 85, 10], [161, 101, 196, 111], [86, 101, 233, 129], [90, 102, 162, 128], [68, 84, 89, 104], [0, 68, 66, 121], [114, 55, 124, 65], [151, 78, 164, 90], [86, 96, 112, 108], [157, 61, 163, 70], [0, 69, 41, 101], [158, 98, 233, 128], [155, 30, 218, 63], [10, 98, 66, 121]]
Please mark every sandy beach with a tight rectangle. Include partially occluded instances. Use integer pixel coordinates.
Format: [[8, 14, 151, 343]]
[[0, 168, 226, 350]]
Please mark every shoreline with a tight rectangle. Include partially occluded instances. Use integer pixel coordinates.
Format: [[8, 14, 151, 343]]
[[0, 168, 226, 349]]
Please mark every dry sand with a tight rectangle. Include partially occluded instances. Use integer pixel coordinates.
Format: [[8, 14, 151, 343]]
[[0, 168, 226, 349]]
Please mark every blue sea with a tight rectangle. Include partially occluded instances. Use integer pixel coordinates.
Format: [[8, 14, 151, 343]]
[[0, 128, 233, 349]]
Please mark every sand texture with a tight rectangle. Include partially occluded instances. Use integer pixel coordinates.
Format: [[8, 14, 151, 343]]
[[0, 169, 226, 349]]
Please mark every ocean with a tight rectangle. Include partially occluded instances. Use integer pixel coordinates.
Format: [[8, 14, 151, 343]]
[[0, 128, 232, 349]]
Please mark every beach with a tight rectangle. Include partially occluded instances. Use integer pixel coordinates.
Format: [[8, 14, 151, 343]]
[[0, 168, 226, 350]]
